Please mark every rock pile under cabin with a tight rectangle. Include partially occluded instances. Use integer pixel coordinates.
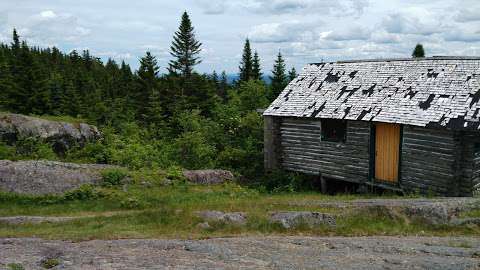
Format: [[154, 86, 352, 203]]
[[263, 56, 480, 196]]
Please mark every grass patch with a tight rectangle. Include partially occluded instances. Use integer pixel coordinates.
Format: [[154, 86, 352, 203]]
[[0, 175, 478, 240]]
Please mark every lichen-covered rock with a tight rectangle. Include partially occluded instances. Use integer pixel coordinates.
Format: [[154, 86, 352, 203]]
[[183, 170, 234, 184], [0, 112, 101, 153], [0, 216, 75, 225], [195, 211, 247, 225], [269, 211, 336, 228], [0, 160, 116, 195]]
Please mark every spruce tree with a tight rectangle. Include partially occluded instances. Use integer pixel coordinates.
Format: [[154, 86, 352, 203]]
[[218, 71, 228, 101], [239, 39, 253, 82], [168, 11, 202, 78], [211, 70, 219, 86], [137, 51, 161, 123], [252, 51, 262, 81], [0, 49, 17, 111], [270, 51, 287, 99], [412, 44, 425, 58], [11, 29, 20, 55], [288, 67, 297, 81]]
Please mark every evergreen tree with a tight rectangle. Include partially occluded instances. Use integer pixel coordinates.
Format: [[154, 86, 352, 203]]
[[11, 29, 20, 55], [137, 52, 161, 123], [218, 71, 228, 101], [168, 11, 202, 78], [61, 78, 80, 116], [239, 39, 253, 82], [412, 44, 425, 58], [252, 51, 262, 81], [211, 70, 219, 86], [288, 67, 297, 81], [270, 51, 287, 99], [0, 49, 17, 111]]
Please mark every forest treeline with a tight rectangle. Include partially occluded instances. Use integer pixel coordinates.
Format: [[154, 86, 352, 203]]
[[0, 12, 304, 189]]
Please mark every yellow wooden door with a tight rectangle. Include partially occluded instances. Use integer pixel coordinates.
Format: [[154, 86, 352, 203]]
[[375, 123, 400, 183]]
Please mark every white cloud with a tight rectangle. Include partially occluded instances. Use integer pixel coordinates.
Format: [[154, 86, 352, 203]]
[[381, 12, 445, 35], [196, 0, 227, 14], [197, 0, 369, 17], [324, 26, 371, 41], [454, 9, 480, 22], [249, 20, 323, 43], [39, 10, 57, 19], [8, 10, 91, 46]]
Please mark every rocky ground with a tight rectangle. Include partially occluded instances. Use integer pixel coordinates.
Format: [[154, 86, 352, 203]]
[[0, 236, 479, 269]]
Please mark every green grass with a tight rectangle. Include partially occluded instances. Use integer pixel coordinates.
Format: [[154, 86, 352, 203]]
[[1, 179, 479, 240]]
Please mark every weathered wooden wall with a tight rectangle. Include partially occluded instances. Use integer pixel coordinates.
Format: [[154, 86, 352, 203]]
[[460, 133, 480, 196], [265, 116, 479, 196], [400, 126, 456, 195], [279, 118, 370, 183]]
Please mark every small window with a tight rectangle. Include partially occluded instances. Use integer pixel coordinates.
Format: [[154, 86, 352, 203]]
[[321, 119, 347, 142]]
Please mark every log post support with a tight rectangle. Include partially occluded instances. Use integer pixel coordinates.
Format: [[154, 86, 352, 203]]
[[320, 174, 328, 194]]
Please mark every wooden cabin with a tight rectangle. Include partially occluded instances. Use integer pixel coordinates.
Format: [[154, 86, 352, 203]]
[[263, 57, 480, 196]]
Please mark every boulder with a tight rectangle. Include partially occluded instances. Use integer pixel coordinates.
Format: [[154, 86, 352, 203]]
[[195, 210, 247, 225], [269, 211, 336, 229], [0, 112, 101, 153], [183, 170, 234, 185], [0, 160, 116, 195]]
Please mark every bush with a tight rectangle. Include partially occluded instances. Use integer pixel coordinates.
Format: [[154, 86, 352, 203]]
[[63, 184, 102, 201], [14, 138, 57, 160], [101, 168, 128, 187], [41, 258, 59, 269], [0, 142, 16, 160], [120, 197, 142, 209], [7, 263, 25, 270]]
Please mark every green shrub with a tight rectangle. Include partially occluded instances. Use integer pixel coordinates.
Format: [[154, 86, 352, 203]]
[[14, 138, 57, 160], [120, 197, 142, 209], [63, 184, 101, 201], [166, 165, 185, 182], [7, 263, 25, 270], [0, 142, 16, 160], [101, 168, 128, 187], [41, 258, 59, 269]]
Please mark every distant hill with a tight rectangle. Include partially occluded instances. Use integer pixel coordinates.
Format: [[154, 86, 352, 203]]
[[226, 74, 272, 85]]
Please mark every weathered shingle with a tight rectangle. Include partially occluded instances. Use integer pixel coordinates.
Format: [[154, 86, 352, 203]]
[[264, 57, 480, 130]]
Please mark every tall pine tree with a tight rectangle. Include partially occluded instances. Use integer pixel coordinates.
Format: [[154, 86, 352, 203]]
[[239, 39, 253, 82], [137, 52, 161, 123], [252, 51, 262, 81], [270, 51, 287, 100], [412, 44, 425, 58], [168, 11, 202, 78]]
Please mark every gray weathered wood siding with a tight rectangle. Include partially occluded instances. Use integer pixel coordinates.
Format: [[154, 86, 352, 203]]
[[473, 149, 480, 195], [400, 126, 457, 195], [280, 118, 370, 183], [461, 133, 480, 196]]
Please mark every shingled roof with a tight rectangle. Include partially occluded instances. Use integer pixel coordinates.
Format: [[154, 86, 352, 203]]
[[264, 57, 480, 130]]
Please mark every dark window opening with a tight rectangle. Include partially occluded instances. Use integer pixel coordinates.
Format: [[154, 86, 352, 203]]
[[321, 119, 347, 142]]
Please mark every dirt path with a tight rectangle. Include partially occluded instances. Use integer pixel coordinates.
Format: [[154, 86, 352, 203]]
[[1, 236, 479, 269]]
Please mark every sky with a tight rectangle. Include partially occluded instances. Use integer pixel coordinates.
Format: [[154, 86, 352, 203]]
[[0, 0, 479, 74]]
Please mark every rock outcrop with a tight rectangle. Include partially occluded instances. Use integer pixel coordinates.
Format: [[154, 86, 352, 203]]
[[269, 212, 337, 228], [0, 112, 101, 153], [183, 170, 235, 185], [0, 160, 115, 195], [195, 211, 247, 225]]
